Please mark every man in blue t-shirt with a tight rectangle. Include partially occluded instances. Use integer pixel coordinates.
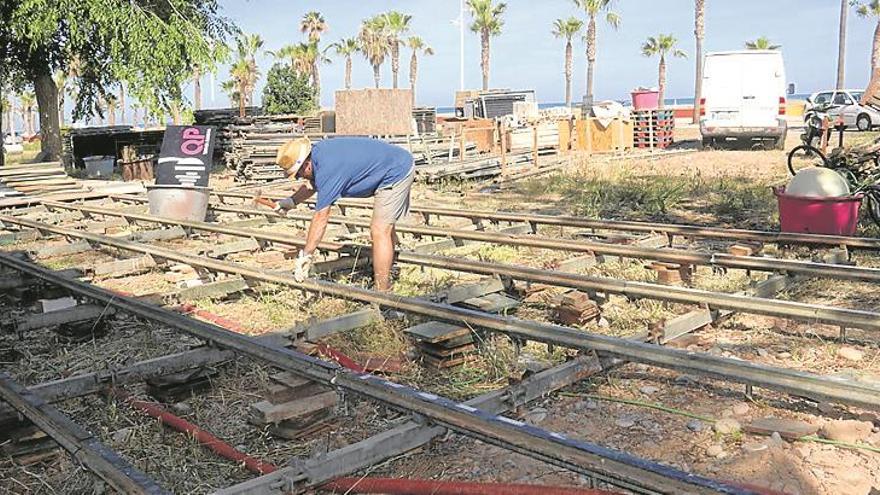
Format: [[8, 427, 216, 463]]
[[274, 136, 415, 291]]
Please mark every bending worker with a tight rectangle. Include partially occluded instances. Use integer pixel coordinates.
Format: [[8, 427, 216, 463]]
[[274, 136, 415, 291]]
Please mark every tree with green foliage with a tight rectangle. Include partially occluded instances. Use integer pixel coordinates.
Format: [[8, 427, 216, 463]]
[[467, 0, 507, 91], [642, 34, 687, 109], [573, 0, 621, 106], [0, 0, 234, 161], [383, 11, 413, 89], [332, 38, 360, 90], [857, 0, 880, 72], [407, 36, 434, 104], [262, 63, 317, 115], [552, 17, 584, 107], [744, 37, 781, 50]]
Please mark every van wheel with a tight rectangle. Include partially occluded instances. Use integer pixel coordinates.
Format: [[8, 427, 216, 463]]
[[701, 138, 714, 150], [857, 114, 872, 132], [774, 134, 786, 150]]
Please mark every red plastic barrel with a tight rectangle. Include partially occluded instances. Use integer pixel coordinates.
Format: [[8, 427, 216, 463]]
[[774, 187, 863, 236], [631, 90, 660, 111]]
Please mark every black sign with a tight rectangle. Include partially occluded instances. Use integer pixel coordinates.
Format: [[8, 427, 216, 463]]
[[155, 125, 216, 188]]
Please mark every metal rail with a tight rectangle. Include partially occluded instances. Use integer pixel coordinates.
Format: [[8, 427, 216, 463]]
[[202, 190, 880, 250], [0, 253, 750, 495], [44, 199, 880, 283], [3, 216, 879, 413], [198, 203, 880, 282], [34, 202, 880, 333], [0, 372, 169, 494]]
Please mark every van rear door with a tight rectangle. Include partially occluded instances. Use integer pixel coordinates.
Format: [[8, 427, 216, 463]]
[[739, 53, 783, 128], [704, 54, 743, 123]]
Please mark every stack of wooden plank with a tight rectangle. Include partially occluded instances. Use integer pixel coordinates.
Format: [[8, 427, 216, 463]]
[[0, 162, 83, 198], [405, 321, 477, 369], [415, 150, 557, 182], [250, 371, 337, 440], [632, 109, 675, 149]]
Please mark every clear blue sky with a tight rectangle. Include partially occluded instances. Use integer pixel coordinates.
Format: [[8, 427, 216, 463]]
[[208, 0, 878, 109]]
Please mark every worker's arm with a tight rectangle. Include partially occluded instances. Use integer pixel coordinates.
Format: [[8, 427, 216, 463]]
[[290, 183, 316, 204], [277, 183, 315, 211], [303, 206, 331, 255]]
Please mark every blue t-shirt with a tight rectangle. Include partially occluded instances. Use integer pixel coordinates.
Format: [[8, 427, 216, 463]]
[[311, 137, 413, 210]]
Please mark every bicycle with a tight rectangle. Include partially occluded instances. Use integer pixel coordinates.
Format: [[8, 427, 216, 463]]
[[786, 136, 880, 229]]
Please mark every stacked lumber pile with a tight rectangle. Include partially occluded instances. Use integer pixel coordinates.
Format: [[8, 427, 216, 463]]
[[415, 149, 557, 182], [250, 372, 337, 440], [405, 322, 476, 369], [194, 110, 328, 183], [0, 162, 83, 198]]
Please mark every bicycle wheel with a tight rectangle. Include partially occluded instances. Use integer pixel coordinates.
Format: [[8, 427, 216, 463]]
[[866, 191, 880, 230], [787, 145, 827, 176]]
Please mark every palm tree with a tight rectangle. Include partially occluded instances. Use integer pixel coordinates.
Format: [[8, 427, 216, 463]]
[[118, 84, 126, 124], [53, 70, 67, 126], [18, 92, 36, 135], [573, 0, 621, 107], [552, 17, 584, 107], [229, 57, 257, 118], [407, 36, 435, 104], [300, 11, 329, 104], [692, 0, 705, 124], [838, 0, 849, 89], [744, 37, 781, 50], [332, 38, 360, 90], [359, 16, 391, 88], [383, 11, 413, 89], [467, 0, 507, 91], [235, 33, 264, 106], [642, 34, 687, 110], [300, 11, 328, 42], [857, 0, 880, 73]]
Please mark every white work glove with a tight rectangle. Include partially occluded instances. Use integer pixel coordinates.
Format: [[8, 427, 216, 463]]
[[273, 197, 296, 213], [293, 252, 313, 282]]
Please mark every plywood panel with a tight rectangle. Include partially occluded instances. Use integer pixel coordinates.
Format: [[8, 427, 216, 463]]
[[335, 89, 413, 136], [575, 118, 633, 152]]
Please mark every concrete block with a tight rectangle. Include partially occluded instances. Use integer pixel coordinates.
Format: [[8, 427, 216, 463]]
[[209, 238, 261, 258], [34, 241, 91, 259]]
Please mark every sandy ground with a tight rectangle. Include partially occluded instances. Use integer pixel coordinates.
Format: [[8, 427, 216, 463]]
[[1, 125, 879, 494]]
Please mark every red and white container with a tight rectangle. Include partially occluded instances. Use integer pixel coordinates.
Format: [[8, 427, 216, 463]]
[[774, 187, 863, 236], [631, 90, 660, 111]]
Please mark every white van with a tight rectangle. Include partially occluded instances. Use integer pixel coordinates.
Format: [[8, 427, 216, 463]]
[[699, 50, 788, 149]]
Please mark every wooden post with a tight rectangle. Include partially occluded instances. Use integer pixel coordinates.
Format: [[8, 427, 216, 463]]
[[459, 129, 466, 161], [532, 124, 539, 168], [586, 118, 593, 155], [500, 120, 508, 175]]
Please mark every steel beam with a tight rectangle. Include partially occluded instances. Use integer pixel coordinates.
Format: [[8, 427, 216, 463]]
[[1, 222, 877, 412], [0, 252, 748, 494], [0, 372, 169, 494], [24, 206, 880, 333], [47, 200, 880, 283]]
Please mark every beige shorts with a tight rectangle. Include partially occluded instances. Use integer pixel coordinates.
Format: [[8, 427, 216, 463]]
[[373, 166, 414, 225]]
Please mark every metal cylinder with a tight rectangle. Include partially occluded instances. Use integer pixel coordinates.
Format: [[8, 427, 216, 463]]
[[146, 185, 210, 222]]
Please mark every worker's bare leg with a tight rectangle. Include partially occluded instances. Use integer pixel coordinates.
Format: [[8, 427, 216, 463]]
[[371, 221, 395, 292]]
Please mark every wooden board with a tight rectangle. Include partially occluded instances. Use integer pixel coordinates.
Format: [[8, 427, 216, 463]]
[[404, 321, 471, 344], [335, 89, 413, 136], [461, 293, 520, 313], [575, 118, 634, 152], [417, 343, 476, 358]]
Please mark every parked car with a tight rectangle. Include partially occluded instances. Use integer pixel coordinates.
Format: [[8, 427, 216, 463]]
[[699, 50, 788, 149], [805, 89, 880, 131], [3, 133, 22, 146]]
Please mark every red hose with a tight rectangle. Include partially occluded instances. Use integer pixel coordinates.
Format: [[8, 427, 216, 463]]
[[111, 390, 277, 475], [321, 478, 620, 494]]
